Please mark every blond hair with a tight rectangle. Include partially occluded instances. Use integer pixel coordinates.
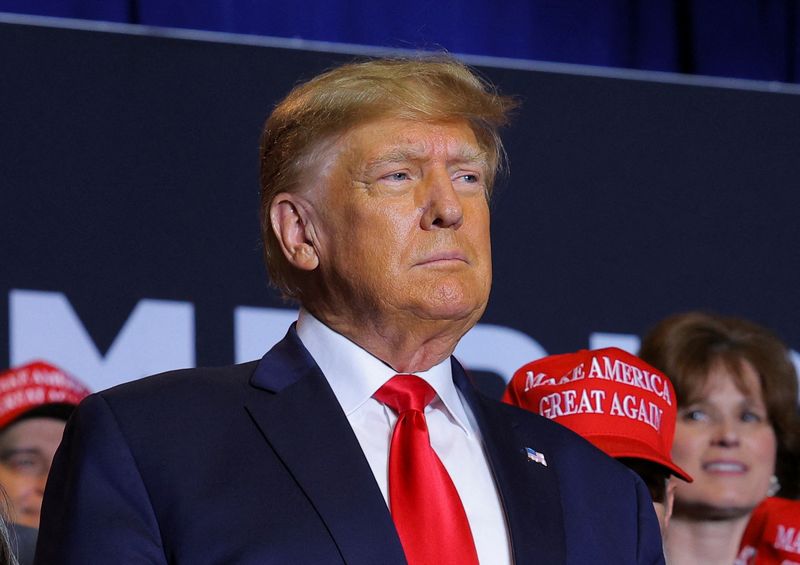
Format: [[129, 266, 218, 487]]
[[258, 55, 517, 300]]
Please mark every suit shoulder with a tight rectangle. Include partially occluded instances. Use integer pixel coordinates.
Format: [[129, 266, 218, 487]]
[[86, 361, 260, 421], [488, 396, 595, 443], [488, 396, 636, 479], [101, 361, 258, 397]]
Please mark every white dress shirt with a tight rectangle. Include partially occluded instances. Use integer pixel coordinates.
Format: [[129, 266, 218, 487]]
[[296, 309, 512, 565]]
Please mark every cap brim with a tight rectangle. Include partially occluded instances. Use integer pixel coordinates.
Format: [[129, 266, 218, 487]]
[[587, 434, 693, 483]]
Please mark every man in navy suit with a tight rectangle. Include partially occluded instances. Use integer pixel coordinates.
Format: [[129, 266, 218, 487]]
[[36, 56, 665, 564]]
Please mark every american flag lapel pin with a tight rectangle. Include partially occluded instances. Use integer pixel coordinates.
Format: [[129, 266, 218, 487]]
[[525, 447, 547, 467]]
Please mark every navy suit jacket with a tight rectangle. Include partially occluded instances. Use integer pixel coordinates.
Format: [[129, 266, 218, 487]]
[[36, 327, 665, 564]]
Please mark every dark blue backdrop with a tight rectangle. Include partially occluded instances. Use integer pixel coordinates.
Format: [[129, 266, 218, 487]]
[[2, 20, 798, 396], [1, 0, 798, 83]]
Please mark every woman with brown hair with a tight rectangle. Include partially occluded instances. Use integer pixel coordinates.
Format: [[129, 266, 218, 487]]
[[639, 311, 799, 565]]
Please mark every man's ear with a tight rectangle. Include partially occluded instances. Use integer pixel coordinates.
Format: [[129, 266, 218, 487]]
[[270, 193, 320, 271]]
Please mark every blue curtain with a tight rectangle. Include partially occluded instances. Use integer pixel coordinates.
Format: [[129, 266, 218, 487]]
[[2, 0, 797, 83]]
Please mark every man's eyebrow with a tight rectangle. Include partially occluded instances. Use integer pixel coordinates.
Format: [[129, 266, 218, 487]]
[[363, 147, 426, 171], [363, 145, 488, 171], [451, 146, 489, 168]]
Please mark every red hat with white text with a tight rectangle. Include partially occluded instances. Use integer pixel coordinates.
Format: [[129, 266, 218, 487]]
[[503, 347, 692, 482], [736, 497, 800, 565], [0, 360, 91, 430]]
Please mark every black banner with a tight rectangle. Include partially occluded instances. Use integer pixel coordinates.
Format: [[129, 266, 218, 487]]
[[2, 19, 798, 397]]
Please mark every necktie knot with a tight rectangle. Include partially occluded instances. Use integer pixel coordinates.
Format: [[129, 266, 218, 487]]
[[374, 374, 436, 414]]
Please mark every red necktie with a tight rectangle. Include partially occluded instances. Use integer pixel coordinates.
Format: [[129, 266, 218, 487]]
[[374, 374, 480, 565]]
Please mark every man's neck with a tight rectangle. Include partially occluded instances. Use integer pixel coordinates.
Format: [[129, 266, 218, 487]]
[[306, 308, 476, 373]]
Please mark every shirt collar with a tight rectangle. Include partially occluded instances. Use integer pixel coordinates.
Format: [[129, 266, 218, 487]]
[[296, 309, 474, 437]]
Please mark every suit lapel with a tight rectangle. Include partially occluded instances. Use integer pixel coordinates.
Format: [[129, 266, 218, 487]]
[[453, 360, 567, 564], [245, 327, 406, 565]]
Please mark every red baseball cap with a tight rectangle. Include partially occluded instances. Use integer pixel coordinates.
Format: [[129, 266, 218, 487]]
[[503, 347, 692, 482], [737, 497, 800, 565], [0, 360, 91, 430]]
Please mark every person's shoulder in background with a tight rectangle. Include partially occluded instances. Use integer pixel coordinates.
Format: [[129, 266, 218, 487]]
[[9, 521, 36, 565]]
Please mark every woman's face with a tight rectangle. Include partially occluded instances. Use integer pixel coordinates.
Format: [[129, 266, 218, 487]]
[[671, 359, 777, 519]]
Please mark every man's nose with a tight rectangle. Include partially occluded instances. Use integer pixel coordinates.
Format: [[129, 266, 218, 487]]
[[419, 169, 464, 230]]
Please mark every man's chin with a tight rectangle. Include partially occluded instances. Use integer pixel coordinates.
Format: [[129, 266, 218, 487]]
[[410, 294, 488, 326]]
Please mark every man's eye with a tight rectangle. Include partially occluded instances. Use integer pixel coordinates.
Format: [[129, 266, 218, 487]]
[[384, 172, 409, 181], [459, 174, 479, 183]]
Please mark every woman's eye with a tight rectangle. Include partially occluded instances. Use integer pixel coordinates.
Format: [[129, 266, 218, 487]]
[[682, 409, 708, 422], [741, 411, 765, 423]]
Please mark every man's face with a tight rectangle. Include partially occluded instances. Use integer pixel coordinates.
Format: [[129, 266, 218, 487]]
[[304, 117, 492, 334], [0, 417, 65, 528]]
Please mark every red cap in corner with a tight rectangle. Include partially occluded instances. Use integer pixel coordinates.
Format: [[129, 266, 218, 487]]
[[0, 360, 91, 429], [737, 497, 800, 565]]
